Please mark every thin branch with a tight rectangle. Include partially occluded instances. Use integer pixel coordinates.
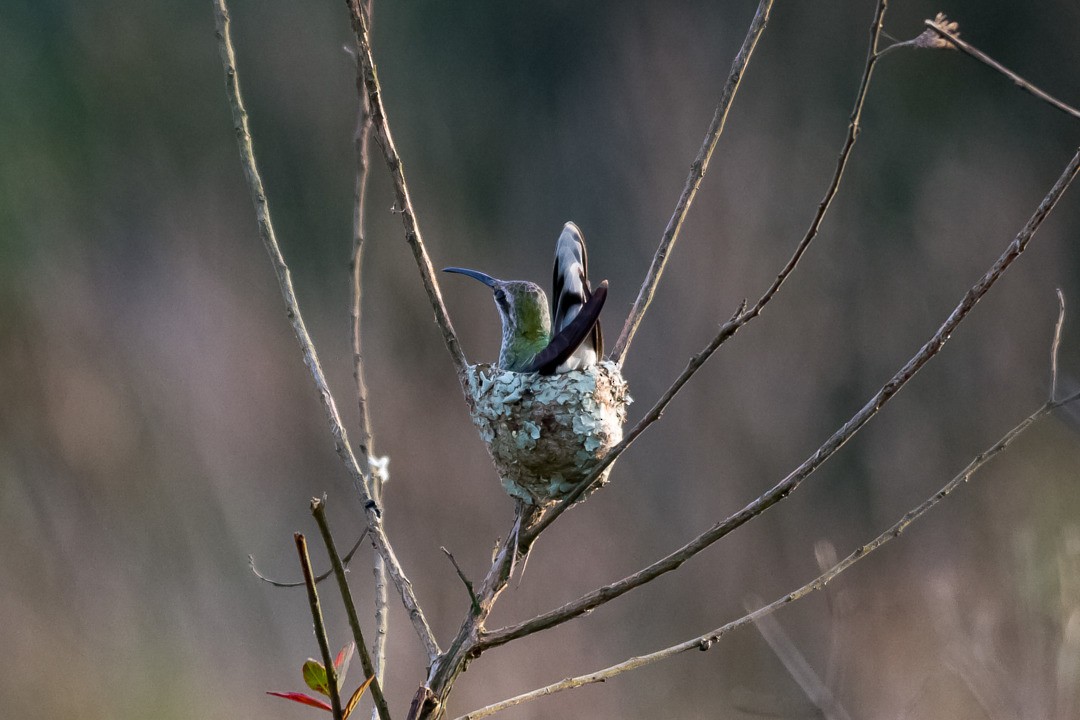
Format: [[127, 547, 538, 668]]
[[371, 484, 390, 685], [212, 0, 440, 660], [371, 525, 389, 681], [350, 15, 376, 472], [480, 145, 1080, 650], [311, 498, 393, 720], [611, 0, 774, 366], [528, 0, 891, 543], [1051, 289, 1065, 402], [250, 528, 369, 588], [456, 390, 1080, 719], [295, 533, 344, 720], [346, 0, 390, 693], [923, 20, 1080, 122], [441, 547, 481, 615], [344, 0, 474, 409]]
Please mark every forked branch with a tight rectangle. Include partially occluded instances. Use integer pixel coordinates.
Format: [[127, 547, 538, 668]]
[[480, 146, 1080, 650], [458, 297, 1080, 718]]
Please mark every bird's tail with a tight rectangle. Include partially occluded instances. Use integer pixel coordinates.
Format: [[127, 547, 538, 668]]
[[551, 222, 603, 371]]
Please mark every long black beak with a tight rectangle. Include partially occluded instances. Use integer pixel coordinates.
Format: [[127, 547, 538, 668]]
[[443, 267, 500, 287]]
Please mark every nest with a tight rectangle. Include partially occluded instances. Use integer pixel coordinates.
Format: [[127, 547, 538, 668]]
[[467, 361, 632, 505]]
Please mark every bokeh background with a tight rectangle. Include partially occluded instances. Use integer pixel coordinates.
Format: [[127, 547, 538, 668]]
[[3, 1, 1080, 718]]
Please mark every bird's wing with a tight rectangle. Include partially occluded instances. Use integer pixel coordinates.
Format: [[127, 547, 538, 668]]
[[524, 281, 608, 376]]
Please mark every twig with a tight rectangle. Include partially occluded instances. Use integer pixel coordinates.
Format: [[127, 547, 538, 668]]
[[611, 0, 774, 366], [1051, 289, 1065, 401], [350, 9, 376, 473], [212, 0, 440, 660], [528, 0, 891, 543], [344, 0, 474, 409], [456, 387, 1080, 719], [346, 0, 390, 693], [371, 523, 389, 682], [441, 547, 481, 615], [480, 145, 1080, 650], [295, 533, 344, 720], [371, 491, 390, 685], [311, 497, 393, 720], [747, 597, 854, 720], [250, 528, 369, 587], [923, 20, 1080, 122]]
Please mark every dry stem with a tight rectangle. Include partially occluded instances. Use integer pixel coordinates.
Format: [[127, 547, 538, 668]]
[[249, 529, 369, 588], [923, 20, 1080, 122], [312, 498, 393, 720], [346, 0, 391, 690], [345, 0, 474, 410], [212, 0, 439, 660], [611, 0, 773, 366], [351, 0, 377, 471], [296, 532, 345, 720]]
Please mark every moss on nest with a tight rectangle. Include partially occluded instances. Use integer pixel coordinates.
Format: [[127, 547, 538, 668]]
[[467, 361, 631, 505]]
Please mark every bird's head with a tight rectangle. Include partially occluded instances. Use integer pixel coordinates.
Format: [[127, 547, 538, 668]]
[[443, 267, 552, 370]]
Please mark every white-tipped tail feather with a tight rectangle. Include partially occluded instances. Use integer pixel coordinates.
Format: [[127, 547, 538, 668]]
[[552, 222, 603, 372]]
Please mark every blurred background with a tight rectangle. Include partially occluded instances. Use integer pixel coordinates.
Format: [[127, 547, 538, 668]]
[[3, 1, 1080, 718]]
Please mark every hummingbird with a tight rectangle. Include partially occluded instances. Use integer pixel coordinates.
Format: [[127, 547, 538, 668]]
[[444, 222, 607, 375]]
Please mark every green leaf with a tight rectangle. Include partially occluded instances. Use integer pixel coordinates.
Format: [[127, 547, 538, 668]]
[[302, 659, 330, 696]]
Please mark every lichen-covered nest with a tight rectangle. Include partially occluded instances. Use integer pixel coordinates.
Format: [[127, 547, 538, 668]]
[[467, 361, 631, 505]]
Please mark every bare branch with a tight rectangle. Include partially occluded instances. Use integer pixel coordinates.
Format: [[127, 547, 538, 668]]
[[212, 0, 440, 660], [249, 528, 370, 588], [457, 387, 1080, 719], [480, 146, 1080, 650], [371, 527, 390, 682], [529, 0, 891, 542], [311, 498, 393, 720], [1052, 289, 1065, 402], [295, 532, 345, 720], [611, 0, 774, 366], [923, 19, 1080, 122], [344, 0, 474, 409], [346, 0, 391, 692], [441, 547, 480, 615], [350, 14, 376, 471]]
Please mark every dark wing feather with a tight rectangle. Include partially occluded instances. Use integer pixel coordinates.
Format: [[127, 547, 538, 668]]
[[524, 281, 608, 375]]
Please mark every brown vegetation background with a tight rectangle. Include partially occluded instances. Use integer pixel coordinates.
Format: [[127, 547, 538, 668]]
[[3, 1, 1080, 718]]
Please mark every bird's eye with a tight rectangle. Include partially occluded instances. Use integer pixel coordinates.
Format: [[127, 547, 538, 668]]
[[494, 288, 507, 305]]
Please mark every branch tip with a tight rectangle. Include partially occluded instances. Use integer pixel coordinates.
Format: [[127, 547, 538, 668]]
[[1051, 290, 1066, 402]]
